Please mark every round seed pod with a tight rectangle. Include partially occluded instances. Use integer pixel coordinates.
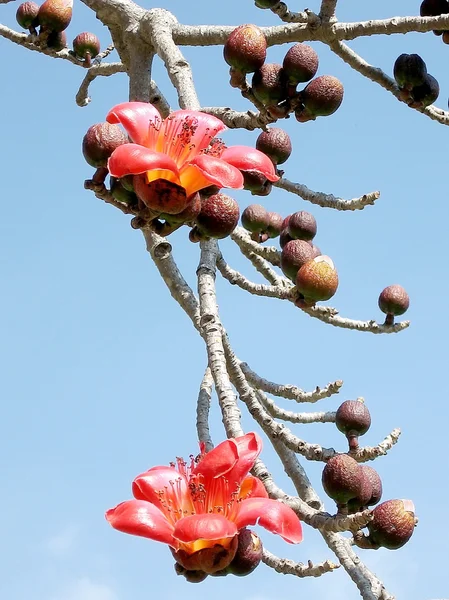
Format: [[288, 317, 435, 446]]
[[224, 24, 267, 74], [296, 255, 338, 302], [38, 0, 73, 33], [266, 212, 283, 238], [283, 43, 319, 85], [288, 210, 317, 241], [279, 228, 293, 249], [82, 122, 128, 168], [410, 73, 439, 107], [16, 1, 39, 30], [196, 193, 240, 239], [296, 75, 344, 121], [281, 239, 315, 281], [368, 500, 416, 550], [241, 204, 270, 233], [322, 454, 363, 511], [335, 399, 371, 449], [393, 54, 427, 89], [361, 465, 383, 507], [252, 63, 287, 107], [256, 128, 292, 165], [227, 529, 263, 576], [378, 285, 410, 316], [73, 32, 101, 60]]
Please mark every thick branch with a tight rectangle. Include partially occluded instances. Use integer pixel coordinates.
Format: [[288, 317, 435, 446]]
[[145, 9, 200, 109], [196, 367, 214, 451], [276, 177, 380, 211], [198, 240, 243, 437]]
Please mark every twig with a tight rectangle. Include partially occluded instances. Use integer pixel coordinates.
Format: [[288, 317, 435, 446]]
[[334, 13, 449, 41], [263, 548, 339, 577], [84, 180, 135, 214], [76, 62, 126, 107], [231, 227, 281, 266], [275, 177, 380, 211], [240, 360, 343, 404], [196, 367, 214, 451], [259, 391, 337, 424], [348, 428, 401, 462], [0, 24, 82, 65], [216, 252, 292, 299], [300, 303, 411, 334]]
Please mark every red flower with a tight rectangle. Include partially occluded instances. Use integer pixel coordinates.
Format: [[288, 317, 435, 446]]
[[106, 103, 279, 214], [106, 433, 302, 573]]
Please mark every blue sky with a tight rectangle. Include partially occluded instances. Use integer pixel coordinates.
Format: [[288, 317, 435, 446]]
[[1, 1, 448, 598]]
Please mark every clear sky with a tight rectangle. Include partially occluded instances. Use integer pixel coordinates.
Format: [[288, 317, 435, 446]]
[[1, 1, 448, 599]]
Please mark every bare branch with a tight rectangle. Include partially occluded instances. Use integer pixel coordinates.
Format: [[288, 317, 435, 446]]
[[216, 252, 292, 299], [76, 62, 126, 107], [0, 24, 81, 65], [200, 106, 273, 130], [319, 0, 338, 22], [263, 548, 339, 577], [348, 428, 401, 462], [198, 240, 244, 437], [231, 227, 281, 266], [142, 228, 201, 328], [300, 303, 411, 334], [276, 177, 380, 211], [334, 13, 449, 41], [329, 40, 449, 126], [243, 250, 286, 287], [84, 179, 135, 215], [260, 392, 337, 424], [145, 9, 200, 109], [196, 367, 214, 451], [240, 361, 343, 404]]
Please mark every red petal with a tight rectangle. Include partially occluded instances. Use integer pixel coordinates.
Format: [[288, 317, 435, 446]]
[[180, 154, 243, 196], [105, 500, 175, 545], [221, 146, 280, 182], [194, 433, 262, 489], [159, 110, 227, 166], [108, 144, 180, 180], [132, 467, 194, 519], [106, 102, 162, 147], [235, 497, 303, 544], [239, 475, 269, 500], [173, 513, 237, 543]]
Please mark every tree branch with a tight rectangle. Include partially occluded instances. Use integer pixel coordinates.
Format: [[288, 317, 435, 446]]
[[196, 367, 214, 451], [259, 391, 337, 424], [76, 62, 126, 107], [231, 227, 281, 266], [200, 106, 273, 130], [263, 549, 339, 577], [0, 24, 81, 64], [240, 360, 343, 404], [275, 177, 380, 211]]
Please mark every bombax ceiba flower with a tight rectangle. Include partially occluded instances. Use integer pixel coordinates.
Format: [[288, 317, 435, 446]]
[[106, 102, 279, 215], [106, 433, 302, 574]]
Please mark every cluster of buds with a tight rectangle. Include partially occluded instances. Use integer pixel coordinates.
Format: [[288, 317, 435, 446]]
[[16, 0, 100, 65], [322, 399, 417, 549], [394, 53, 439, 108], [223, 24, 344, 122]]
